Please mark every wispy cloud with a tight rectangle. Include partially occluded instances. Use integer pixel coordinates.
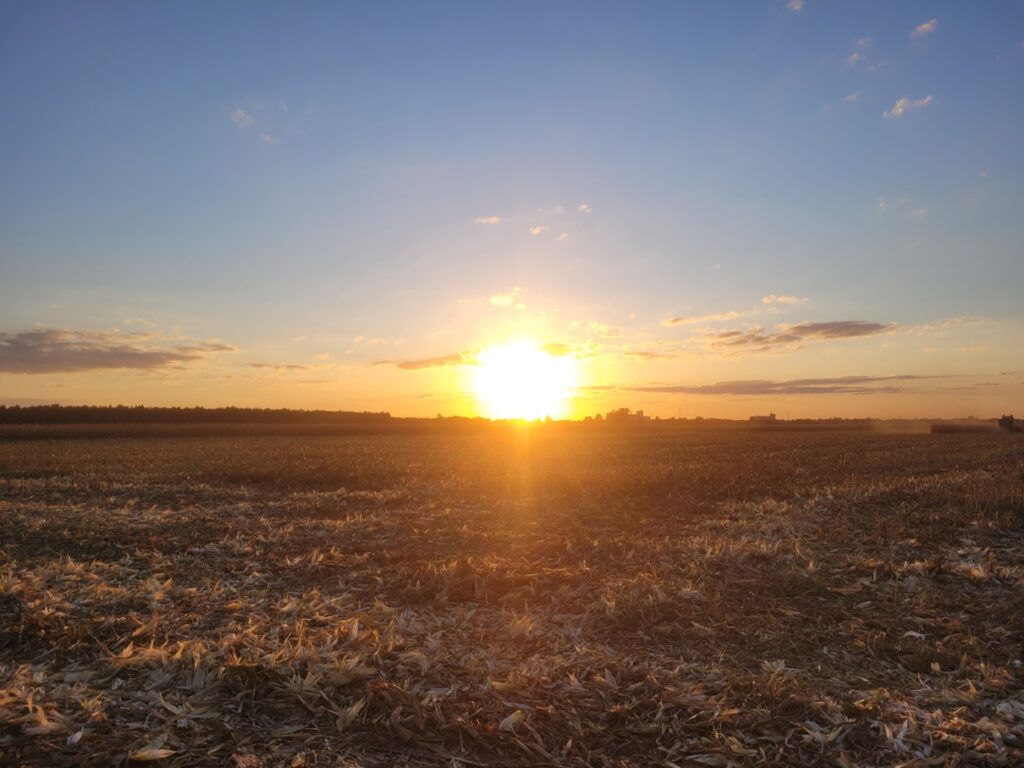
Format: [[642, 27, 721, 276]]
[[624, 350, 674, 360], [248, 362, 309, 371], [489, 287, 522, 308], [846, 91, 860, 103], [0, 329, 234, 374], [884, 95, 933, 119], [875, 194, 926, 218], [707, 328, 802, 350], [662, 311, 741, 327], [847, 38, 883, 70], [786, 0, 804, 12], [911, 18, 938, 38], [558, 232, 568, 241], [706, 320, 895, 353], [372, 351, 475, 370], [230, 108, 255, 127], [577, 203, 592, 214], [762, 294, 808, 305], [568, 320, 619, 338], [529, 225, 549, 235], [910, 316, 984, 336], [475, 216, 504, 225], [785, 321, 893, 339], [174, 341, 236, 354], [627, 374, 934, 396]]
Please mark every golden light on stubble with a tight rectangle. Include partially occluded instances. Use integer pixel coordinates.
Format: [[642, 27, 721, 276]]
[[470, 340, 578, 420]]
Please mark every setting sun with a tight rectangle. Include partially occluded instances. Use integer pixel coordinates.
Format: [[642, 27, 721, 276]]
[[470, 340, 578, 420]]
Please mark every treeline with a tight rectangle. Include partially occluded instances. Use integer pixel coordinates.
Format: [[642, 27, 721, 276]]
[[0, 405, 391, 425]]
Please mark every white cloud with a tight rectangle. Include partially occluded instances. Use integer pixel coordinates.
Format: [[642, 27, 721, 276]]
[[884, 95, 932, 119], [846, 91, 860, 103], [230, 108, 255, 127], [475, 216, 503, 225], [876, 195, 928, 218], [529, 225, 549, 235], [123, 317, 157, 328], [786, 0, 804, 12], [911, 18, 938, 38], [489, 287, 522, 307], [913, 315, 983, 335], [558, 232, 568, 241], [259, 133, 275, 144], [847, 40, 883, 70], [577, 203, 592, 214], [762, 294, 808, 305]]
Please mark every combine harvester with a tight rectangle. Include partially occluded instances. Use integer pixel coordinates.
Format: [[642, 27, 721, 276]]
[[998, 414, 1023, 433], [931, 414, 1023, 434]]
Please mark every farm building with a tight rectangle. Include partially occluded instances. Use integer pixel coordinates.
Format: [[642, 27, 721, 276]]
[[605, 408, 650, 424]]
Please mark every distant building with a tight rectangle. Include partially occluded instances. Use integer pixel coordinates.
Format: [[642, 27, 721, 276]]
[[605, 407, 650, 424], [749, 412, 777, 424]]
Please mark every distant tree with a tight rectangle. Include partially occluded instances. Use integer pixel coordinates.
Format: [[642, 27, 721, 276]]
[[0, 405, 391, 425]]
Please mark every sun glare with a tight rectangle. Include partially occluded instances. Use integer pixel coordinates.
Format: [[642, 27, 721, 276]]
[[471, 340, 577, 420]]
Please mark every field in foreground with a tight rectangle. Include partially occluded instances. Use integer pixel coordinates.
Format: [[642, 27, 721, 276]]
[[1, 429, 1023, 767]]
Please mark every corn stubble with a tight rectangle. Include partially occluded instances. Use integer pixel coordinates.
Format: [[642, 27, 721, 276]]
[[1, 429, 1022, 766]]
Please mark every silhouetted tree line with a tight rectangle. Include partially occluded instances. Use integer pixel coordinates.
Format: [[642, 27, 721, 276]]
[[0, 405, 391, 425]]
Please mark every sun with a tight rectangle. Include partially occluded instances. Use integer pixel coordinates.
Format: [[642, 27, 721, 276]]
[[470, 340, 578, 420]]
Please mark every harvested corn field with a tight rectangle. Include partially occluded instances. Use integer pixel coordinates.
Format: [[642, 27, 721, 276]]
[[1, 428, 1023, 767]]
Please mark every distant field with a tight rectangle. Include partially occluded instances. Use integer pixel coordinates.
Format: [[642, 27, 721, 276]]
[[2, 430, 1023, 766]]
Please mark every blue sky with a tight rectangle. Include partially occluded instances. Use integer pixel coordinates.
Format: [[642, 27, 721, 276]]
[[1, 1, 1022, 417]]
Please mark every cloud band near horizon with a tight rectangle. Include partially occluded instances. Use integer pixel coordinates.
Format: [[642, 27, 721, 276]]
[[626, 374, 938, 396], [0, 329, 235, 374]]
